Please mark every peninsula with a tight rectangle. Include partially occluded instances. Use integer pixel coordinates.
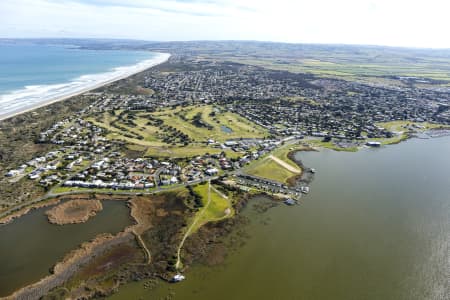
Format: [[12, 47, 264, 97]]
[[0, 40, 449, 300], [46, 199, 103, 225]]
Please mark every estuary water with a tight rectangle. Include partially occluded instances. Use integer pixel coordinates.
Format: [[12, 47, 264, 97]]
[[0, 43, 168, 120], [111, 136, 450, 300], [0, 200, 132, 297]]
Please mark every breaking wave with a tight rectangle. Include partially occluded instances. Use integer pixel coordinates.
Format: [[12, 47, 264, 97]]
[[0, 52, 170, 120]]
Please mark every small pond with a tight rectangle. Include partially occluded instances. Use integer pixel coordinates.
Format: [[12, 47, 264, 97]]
[[220, 125, 233, 133]]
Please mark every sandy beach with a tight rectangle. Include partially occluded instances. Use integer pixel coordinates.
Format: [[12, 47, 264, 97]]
[[0, 52, 170, 121]]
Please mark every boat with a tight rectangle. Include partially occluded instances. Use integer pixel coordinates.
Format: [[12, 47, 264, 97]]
[[366, 141, 381, 147], [284, 198, 297, 206], [301, 186, 310, 194], [171, 274, 186, 282], [310, 168, 316, 173]]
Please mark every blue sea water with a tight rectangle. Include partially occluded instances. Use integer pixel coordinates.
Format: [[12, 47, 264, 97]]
[[0, 44, 155, 94], [0, 43, 168, 119]]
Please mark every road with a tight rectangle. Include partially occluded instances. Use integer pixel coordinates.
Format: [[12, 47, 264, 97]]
[[0, 138, 306, 220], [0, 176, 218, 220]]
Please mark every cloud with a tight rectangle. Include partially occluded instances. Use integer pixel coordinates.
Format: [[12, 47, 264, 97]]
[[0, 0, 449, 48], [57, 0, 244, 17]]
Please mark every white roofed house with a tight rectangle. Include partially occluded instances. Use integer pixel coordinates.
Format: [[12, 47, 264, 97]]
[[224, 141, 238, 147], [366, 141, 381, 147], [205, 168, 219, 176], [5, 170, 21, 177], [160, 179, 171, 186]]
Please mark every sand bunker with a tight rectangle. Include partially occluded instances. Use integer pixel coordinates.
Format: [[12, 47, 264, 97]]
[[46, 200, 103, 225]]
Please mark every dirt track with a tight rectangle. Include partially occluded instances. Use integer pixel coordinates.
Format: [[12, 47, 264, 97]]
[[268, 155, 301, 173]]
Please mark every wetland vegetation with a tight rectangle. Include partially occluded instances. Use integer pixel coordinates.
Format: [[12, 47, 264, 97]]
[[1, 40, 449, 299]]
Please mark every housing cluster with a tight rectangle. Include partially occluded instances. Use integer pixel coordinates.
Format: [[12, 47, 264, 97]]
[[5, 108, 287, 197], [142, 60, 450, 139], [3, 56, 450, 206]]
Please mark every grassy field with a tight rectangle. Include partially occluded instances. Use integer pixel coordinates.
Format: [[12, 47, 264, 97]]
[[190, 183, 233, 233], [86, 105, 267, 158], [305, 121, 450, 150], [176, 181, 233, 269], [203, 44, 450, 86], [269, 143, 305, 170], [243, 142, 305, 183], [371, 121, 450, 145], [155, 105, 267, 142], [307, 139, 359, 152], [226, 57, 450, 87], [244, 158, 297, 183], [376, 121, 450, 132]]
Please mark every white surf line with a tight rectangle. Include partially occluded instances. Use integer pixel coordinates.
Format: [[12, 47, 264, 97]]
[[0, 52, 171, 121], [268, 155, 301, 173]]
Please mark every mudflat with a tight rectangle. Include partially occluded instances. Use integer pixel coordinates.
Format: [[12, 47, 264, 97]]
[[46, 200, 103, 225]]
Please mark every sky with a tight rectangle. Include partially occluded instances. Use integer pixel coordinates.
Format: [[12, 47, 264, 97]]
[[0, 0, 449, 48]]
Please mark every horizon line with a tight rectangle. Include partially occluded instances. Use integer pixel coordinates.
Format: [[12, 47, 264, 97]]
[[1, 37, 450, 51]]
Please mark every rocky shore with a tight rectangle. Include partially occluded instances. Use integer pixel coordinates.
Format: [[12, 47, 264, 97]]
[[286, 147, 317, 187]]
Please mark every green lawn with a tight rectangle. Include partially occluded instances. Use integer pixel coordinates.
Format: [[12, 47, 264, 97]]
[[156, 105, 268, 143], [307, 139, 359, 151], [305, 121, 450, 150], [376, 120, 450, 132], [190, 183, 233, 233], [88, 115, 164, 147], [176, 182, 233, 270], [86, 105, 266, 159], [242, 141, 307, 183], [244, 157, 297, 184], [211, 47, 450, 87], [373, 121, 450, 145], [269, 143, 305, 170]]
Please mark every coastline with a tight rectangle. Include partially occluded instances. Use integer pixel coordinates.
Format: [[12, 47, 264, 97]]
[[46, 199, 103, 225], [0, 198, 61, 226], [286, 147, 317, 187], [0, 194, 130, 226], [2, 195, 153, 300], [5, 231, 135, 300], [0, 52, 170, 121]]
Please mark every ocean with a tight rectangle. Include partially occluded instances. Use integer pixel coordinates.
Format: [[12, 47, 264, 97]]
[[0, 43, 169, 119]]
